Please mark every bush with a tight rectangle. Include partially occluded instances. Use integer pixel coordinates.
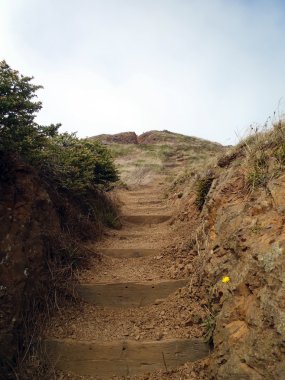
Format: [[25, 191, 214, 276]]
[[83, 139, 119, 185], [0, 60, 60, 155], [35, 133, 119, 191], [0, 61, 119, 191]]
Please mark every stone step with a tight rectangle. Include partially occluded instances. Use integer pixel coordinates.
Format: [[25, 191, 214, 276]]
[[122, 214, 172, 225], [76, 279, 188, 307], [97, 248, 160, 258], [45, 338, 210, 378]]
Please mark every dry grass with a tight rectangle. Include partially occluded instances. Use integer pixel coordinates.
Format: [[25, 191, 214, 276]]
[[108, 133, 224, 187], [238, 116, 285, 190]]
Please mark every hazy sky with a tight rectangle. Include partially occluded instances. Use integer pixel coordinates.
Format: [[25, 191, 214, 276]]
[[1, 0, 285, 144]]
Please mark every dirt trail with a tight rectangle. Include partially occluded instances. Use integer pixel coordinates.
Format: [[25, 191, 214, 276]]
[[45, 182, 209, 379]]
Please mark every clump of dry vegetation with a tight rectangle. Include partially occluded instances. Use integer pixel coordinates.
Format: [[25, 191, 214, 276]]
[[169, 115, 285, 214], [242, 117, 285, 190]]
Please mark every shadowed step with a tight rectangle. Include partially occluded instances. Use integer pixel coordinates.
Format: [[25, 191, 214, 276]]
[[97, 248, 160, 258], [125, 191, 162, 197], [122, 199, 164, 207], [137, 199, 164, 205], [122, 214, 172, 224], [76, 279, 188, 307], [124, 206, 168, 213], [45, 338, 210, 378]]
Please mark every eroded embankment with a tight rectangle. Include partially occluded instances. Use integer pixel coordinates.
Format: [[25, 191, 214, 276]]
[[0, 154, 118, 379], [0, 156, 61, 375], [170, 144, 285, 379]]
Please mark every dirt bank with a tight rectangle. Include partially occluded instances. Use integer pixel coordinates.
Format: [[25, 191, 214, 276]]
[[0, 154, 61, 373], [171, 142, 285, 379], [0, 153, 118, 378]]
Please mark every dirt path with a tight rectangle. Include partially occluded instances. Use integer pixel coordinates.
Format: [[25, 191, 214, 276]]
[[44, 183, 210, 379]]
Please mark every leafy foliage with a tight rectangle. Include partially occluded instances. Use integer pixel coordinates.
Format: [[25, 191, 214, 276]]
[[201, 311, 216, 343], [37, 133, 119, 191], [0, 61, 119, 190], [0, 60, 60, 154]]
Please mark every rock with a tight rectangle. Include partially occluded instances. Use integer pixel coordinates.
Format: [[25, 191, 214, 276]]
[[156, 332, 163, 341]]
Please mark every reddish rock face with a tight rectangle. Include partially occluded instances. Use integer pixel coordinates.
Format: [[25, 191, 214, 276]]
[[205, 171, 285, 378], [138, 131, 162, 144]]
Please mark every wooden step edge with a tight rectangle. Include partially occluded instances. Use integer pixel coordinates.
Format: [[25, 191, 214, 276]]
[[97, 248, 160, 258], [123, 206, 168, 212], [75, 279, 189, 307], [44, 338, 210, 378], [125, 192, 163, 197], [122, 199, 165, 206], [122, 214, 172, 224]]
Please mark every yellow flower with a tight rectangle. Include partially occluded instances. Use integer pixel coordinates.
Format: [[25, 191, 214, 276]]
[[222, 276, 230, 283]]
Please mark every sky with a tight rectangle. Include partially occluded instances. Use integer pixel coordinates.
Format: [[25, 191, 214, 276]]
[[1, 0, 285, 145]]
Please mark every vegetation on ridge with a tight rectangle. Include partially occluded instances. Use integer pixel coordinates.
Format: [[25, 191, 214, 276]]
[[0, 60, 119, 191]]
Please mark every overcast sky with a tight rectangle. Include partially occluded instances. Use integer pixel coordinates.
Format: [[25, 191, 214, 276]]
[[1, 0, 285, 144]]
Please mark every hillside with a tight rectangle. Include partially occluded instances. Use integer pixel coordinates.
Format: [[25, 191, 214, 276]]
[[92, 130, 223, 186]]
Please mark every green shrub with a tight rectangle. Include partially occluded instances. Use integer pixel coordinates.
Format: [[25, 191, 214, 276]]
[[0, 60, 60, 155], [84, 139, 119, 185], [201, 311, 216, 343], [36, 133, 119, 192], [0, 61, 119, 192]]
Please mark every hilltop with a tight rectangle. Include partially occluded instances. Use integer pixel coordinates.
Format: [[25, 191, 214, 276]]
[[93, 129, 222, 146], [92, 130, 224, 186]]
